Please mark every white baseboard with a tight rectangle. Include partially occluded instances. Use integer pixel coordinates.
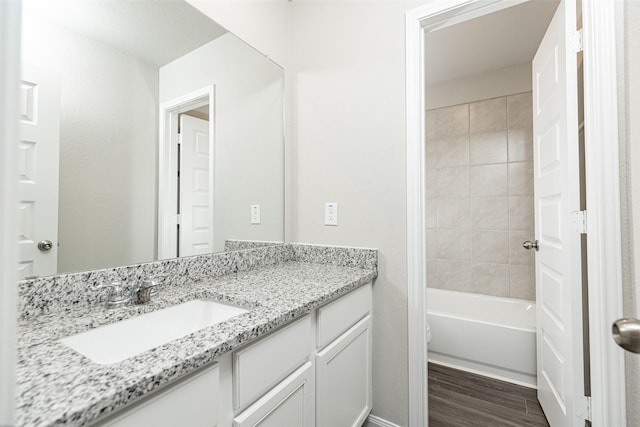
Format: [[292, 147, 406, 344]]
[[365, 414, 403, 427]]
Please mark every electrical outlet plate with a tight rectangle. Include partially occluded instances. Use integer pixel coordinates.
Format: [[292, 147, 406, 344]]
[[325, 202, 338, 226], [251, 205, 261, 224]]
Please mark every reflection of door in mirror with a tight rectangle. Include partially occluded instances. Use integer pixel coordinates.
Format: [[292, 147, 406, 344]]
[[158, 88, 214, 260], [179, 112, 213, 256], [17, 63, 60, 279]]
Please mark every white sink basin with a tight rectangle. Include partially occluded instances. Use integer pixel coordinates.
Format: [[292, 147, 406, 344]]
[[61, 299, 249, 365]]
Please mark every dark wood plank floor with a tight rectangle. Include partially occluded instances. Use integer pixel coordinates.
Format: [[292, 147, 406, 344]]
[[428, 363, 550, 427]]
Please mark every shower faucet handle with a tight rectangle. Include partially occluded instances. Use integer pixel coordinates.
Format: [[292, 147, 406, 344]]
[[522, 240, 539, 251]]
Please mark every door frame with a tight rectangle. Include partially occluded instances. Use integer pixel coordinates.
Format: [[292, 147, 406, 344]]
[[0, 1, 20, 424], [405, 0, 625, 426], [158, 86, 214, 259]]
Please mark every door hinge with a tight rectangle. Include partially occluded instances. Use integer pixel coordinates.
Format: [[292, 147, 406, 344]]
[[175, 214, 181, 226], [569, 28, 583, 53], [571, 210, 587, 234], [576, 395, 592, 421], [177, 132, 183, 145]]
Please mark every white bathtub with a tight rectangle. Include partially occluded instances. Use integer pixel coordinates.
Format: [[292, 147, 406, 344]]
[[427, 288, 537, 387]]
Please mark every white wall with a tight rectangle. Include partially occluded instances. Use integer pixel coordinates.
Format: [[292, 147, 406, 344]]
[[21, 13, 158, 273], [290, 2, 423, 425], [159, 33, 284, 252], [187, 0, 289, 68], [426, 62, 532, 109]]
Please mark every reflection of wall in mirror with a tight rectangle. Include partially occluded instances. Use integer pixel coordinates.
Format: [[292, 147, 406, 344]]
[[21, 13, 157, 273], [160, 33, 284, 253]]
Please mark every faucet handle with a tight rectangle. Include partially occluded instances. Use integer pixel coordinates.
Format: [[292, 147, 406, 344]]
[[142, 273, 168, 288], [94, 279, 123, 294], [94, 279, 129, 308], [142, 273, 169, 298]]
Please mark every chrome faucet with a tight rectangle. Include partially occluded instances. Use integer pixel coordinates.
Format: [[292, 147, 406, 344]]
[[94, 279, 130, 309], [95, 274, 169, 309]]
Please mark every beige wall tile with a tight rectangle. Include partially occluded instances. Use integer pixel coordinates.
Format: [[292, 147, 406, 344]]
[[472, 230, 509, 263], [426, 139, 437, 169], [470, 131, 508, 165], [437, 198, 471, 229], [437, 166, 469, 197], [470, 97, 507, 133], [508, 128, 533, 162], [471, 263, 510, 297], [510, 264, 536, 300], [434, 260, 472, 292], [436, 135, 469, 168], [509, 196, 534, 231], [437, 228, 472, 261], [426, 201, 437, 228], [427, 228, 438, 259], [434, 104, 469, 139], [427, 259, 438, 288], [470, 164, 508, 197], [426, 109, 436, 141], [472, 197, 509, 230], [510, 231, 535, 266], [507, 92, 533, 129], [426, 169, 437, 198], [508, 162, 534, 196], [427, 92, 537, 300]]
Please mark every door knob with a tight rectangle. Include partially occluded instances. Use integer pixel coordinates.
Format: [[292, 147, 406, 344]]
[[612, 318, 640, 354], [522, 240, 539, 251], [37, 240, 53, 252]]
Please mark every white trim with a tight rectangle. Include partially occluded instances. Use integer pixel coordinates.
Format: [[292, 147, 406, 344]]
[[158, 86, 215, 259], [582, 0, 626, 425], [0, 2, 20, 425], [366, 414, 403, 427], [405, 6, 428, 427], [406, 0, 626, 426]]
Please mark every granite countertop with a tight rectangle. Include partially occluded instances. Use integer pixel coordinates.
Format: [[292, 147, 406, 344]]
[[16, 260, 377, 427]]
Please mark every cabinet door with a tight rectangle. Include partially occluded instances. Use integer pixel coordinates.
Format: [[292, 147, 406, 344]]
[[233, 362, 314, 427], [317, 316, 371, 427], [98, 364, 219, 427]]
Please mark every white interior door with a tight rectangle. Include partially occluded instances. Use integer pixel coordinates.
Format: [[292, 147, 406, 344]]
[[17, 63, 60, 279], [179, 114, 213, 256], [532, 1, 585, 426]]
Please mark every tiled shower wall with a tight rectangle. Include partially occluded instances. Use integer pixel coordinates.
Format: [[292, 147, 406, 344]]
[[426, 92, 536, 300]]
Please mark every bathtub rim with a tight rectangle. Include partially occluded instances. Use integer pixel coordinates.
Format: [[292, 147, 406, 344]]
[[427, 287, 536, 331]]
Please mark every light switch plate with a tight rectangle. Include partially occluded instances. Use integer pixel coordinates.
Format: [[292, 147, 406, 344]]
[[325, 202, 338, 226]]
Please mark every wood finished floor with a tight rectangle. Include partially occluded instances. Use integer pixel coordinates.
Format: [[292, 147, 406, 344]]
[[428, 363, 550, 427]]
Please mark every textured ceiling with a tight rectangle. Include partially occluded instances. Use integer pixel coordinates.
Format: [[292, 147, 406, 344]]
[[425, 0, 560, 85], [23, 0, 228, 66]]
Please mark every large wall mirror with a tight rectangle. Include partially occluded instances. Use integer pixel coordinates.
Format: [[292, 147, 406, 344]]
[[19, 0, 284, 279]]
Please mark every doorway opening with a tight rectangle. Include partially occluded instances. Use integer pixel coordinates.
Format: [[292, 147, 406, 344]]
[[158, 86, 214, 260], [422, 2, 571, 425], [406, 0, 625, 426]]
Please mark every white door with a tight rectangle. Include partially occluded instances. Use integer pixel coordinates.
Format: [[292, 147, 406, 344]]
[[532, 1, 585, 426], [179, 114, 213, 256], [17, 63, 60, 279]]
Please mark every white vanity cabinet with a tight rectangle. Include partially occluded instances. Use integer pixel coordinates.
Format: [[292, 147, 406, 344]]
[[233, 362, 314, 427], [232, 315, 314, 426], [97, 364, 220, 427], [316, 283, 372, 427], [92, 283, 372, 427]]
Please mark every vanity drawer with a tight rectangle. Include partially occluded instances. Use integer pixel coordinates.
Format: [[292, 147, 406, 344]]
[[97, 363, 219, 427], [316, 283, 371, 350], [233, 315, 311, 410]]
